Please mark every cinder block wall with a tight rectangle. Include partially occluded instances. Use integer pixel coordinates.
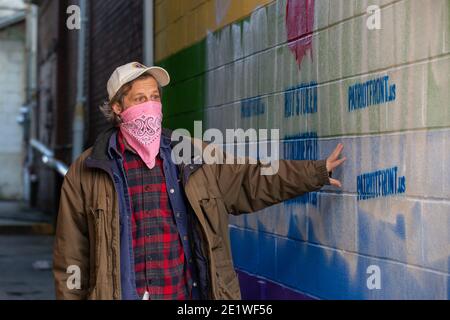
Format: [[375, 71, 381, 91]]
[[155, 0, 450, 299]]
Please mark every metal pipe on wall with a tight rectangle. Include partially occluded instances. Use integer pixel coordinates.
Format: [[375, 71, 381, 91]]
[[23, 1, 38, 203], [143, 0, 154, 66], [30, 139, 68, 177], [72, 0, 87, 162]]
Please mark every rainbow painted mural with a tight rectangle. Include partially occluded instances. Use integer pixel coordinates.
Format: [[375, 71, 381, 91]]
[[155, 0, 450, 299]]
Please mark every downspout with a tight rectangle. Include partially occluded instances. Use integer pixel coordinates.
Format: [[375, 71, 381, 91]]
[[72, 0, 87, 161], [23, 2, 38, 202], [143, 0, 154, 66]]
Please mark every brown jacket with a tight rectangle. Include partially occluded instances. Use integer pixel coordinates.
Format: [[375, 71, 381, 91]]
[[53, 129, 331, 300]]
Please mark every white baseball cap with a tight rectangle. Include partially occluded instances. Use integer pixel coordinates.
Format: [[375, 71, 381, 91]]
[[107, 61, 170, 100]]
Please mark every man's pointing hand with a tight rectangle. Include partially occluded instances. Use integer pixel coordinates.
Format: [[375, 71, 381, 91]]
[[326, 143, 346, 188]]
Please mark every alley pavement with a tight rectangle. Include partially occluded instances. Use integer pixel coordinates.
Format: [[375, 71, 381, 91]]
[[0, 201, 55, 300]]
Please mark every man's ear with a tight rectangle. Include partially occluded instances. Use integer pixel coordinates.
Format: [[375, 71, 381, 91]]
[[112, 103, 122, 115]]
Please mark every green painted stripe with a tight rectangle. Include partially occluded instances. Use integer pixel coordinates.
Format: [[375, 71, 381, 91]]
[[157, 40, 206, 84], [156, 40, 206, 133], [164, 111, 204, 135], [154, 14, 255, 133]]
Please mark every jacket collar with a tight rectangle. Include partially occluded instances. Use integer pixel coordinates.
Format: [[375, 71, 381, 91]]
[[88, 126, 173, 162], [86, 126, 202, 186]]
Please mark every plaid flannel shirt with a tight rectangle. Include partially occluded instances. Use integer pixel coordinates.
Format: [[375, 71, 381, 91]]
[[118, 131, 191, 299]]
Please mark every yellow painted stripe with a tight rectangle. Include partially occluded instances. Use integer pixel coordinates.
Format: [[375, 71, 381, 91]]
[[155, 0, 274, 62]]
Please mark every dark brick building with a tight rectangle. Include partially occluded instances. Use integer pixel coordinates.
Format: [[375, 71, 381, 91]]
[[32, 0, 144, 214]]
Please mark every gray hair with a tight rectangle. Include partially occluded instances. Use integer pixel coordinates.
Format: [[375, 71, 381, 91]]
[[99, 73, 162, 126]]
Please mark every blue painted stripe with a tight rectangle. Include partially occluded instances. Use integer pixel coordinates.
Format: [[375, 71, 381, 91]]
[[230, 226, 450, 299], [236, 269, 317, 300]]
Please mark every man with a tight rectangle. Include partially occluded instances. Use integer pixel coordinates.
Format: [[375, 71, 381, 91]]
[[53, 61, 346, 300]]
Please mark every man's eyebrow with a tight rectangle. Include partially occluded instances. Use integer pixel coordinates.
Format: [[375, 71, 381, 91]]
[[130, 93, 149, 99], [132, 90, 159, 98]]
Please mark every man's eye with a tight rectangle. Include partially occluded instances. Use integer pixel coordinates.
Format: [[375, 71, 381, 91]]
[[152, 95, 161, 101]]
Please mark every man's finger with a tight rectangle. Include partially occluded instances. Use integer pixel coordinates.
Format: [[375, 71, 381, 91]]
[[330, 143, 344, 160], [329, 178, 342, 188], [329, 157, 347, 171]]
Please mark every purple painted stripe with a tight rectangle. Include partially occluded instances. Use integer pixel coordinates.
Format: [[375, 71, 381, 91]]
[[236, 269, 318, 300]]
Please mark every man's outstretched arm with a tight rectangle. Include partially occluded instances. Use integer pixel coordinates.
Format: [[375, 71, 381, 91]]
[[215, 143, 346, 214]]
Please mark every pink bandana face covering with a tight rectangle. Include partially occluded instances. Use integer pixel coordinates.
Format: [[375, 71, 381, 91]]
[[119, 100, 163, 169]]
